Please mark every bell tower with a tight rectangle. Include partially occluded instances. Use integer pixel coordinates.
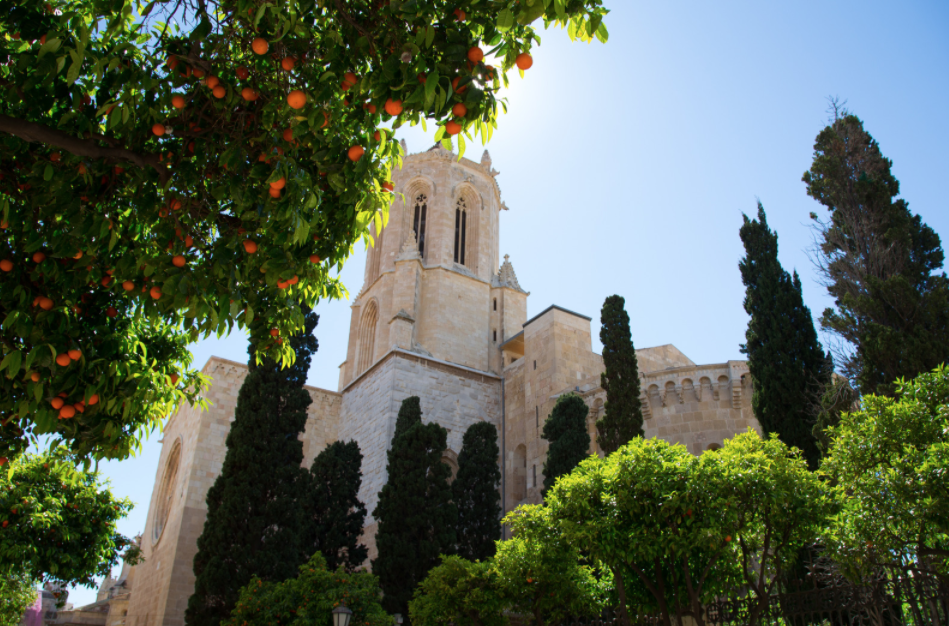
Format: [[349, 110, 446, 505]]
[[338, 144, 528, 389]]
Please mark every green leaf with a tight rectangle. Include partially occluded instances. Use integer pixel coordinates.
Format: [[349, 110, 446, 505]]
[[425, 25, 435, 48], [66, 50, 83, 85], [595, 21, 609, 43], [38, 38, 62, 59], [497, 9, 515, 31], [44, 165, 54, 181], [0, 350, 23, 376]]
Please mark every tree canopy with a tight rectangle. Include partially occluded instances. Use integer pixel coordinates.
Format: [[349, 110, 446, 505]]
[[0, 0, 609, 463], [541, 392, 590, 496], [452, 421, 501, 562], [596, 294, 644, 455], [186, 308, 318, 626], [0, 449, 139, 589], [409, 556, 506, 626], [222, 552, 390, 626], [739, 202, 830, 469], [302, 439, 369, 572], [803, 109, 949, 396], [820, 365, 949, 580]]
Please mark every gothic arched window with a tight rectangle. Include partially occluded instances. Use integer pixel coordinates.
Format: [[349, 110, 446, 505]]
[[453, 197, 467, 265], [413, 194, 428, 258], [152, 439, 181, 546]]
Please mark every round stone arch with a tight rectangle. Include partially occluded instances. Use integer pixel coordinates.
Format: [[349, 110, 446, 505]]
[[440, 449, 459, 483], [152, 437, 182, 546]]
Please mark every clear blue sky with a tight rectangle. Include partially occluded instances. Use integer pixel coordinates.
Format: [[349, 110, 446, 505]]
[[65, 0, 948, 607]]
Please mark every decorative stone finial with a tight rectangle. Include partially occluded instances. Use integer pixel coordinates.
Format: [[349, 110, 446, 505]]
[[397, 229, 420, 260], [498, 254, 524, 291], [400, 138, 408, 154], [481, 150, 492, 168]]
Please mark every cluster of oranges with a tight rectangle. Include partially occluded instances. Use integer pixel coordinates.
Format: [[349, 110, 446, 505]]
[[49, 389, 99, 420]]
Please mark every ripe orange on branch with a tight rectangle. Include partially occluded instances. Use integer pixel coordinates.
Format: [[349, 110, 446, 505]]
[[243, 240, 258, 254], [452, 103, 467, 117], [171, 95, 186, 109], [55, 353, 71, 367], [150, 286, 162, 300], [67, 349, 82, 361], [32, 252, 45, 263], [384, 98, 403, 116], [241, 88, 259, 101], [0, 260, 12, 272], [172, 255, 186, 268], [251, 38, 269, 55], [287, 90, 306, 109], [281, 57, 296, 71], [270, 177, 286, 190], [152, 123, 166, 136], [445, 120, 462, 136], [212, 85, 226, 98], [516, 53, 534, 70], [51, 397, 65, 409], [347, 145, 365, 162], [467, 46, 484, 63]]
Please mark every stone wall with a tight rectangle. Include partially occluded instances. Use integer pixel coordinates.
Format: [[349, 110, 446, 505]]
[[338, 349, 501, 558]]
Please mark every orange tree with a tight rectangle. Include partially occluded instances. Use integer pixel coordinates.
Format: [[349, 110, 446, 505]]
[[0, 0, 609, 462]]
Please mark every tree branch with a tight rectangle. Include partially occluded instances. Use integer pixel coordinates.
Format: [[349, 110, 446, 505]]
[[0, 114, 169, 186]]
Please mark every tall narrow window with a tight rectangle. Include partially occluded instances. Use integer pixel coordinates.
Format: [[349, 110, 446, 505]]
[[532, 465, 536, 488], [535, 406, 539, 433], [453, 198, 467, 265], [413, 194, 428, 258], [493, 298, 497, 311], [493, 330, 497, 342]]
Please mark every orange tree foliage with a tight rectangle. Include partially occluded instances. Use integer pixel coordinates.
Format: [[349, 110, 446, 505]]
[[0, 0, 609, 462], [223, 552, 389, 626]]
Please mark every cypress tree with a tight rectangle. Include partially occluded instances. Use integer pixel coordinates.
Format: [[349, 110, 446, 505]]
[[452, 421, 501, 562], [185, 311, 319, 626], [803, 108, 949, 396], [372, 397, 457, 624], [541, 394, 591, 495], [301, 440, 369, 572], [596, 295, 645, 455], [739, 203, 830, 469]]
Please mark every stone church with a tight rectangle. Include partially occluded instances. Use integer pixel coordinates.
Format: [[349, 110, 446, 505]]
[[117, 145, 761, 626]]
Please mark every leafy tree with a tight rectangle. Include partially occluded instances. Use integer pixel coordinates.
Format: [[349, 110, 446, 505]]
[[803, 108, 949, 396], [302, 440, 369, 572], [453, 421, 501, 562], [372, 396, 456, 623], [738, 202, 830, 469], [693, 432, 831, 624], [541, 393, 590, 495], [821, 365, 949, 580], [0, 449, 138, 588], [548, 432, 829, 626], [0, 0, 609, 465], [409, 556, 506, 626], [596, 294, 644, 454], [223, 552, 389, 626], [186, 310, 319, 626], [493, 505, 606, 626], [0, 569, 38, 626]]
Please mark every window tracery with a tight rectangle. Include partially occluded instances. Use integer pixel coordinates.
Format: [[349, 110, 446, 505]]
[[413, 194, 428, 258], [454, 197, 467, 265]]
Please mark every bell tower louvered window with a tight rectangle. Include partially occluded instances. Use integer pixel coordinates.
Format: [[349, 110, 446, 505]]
[[413, 194, 428, 258], [453, 197, 467, 265]]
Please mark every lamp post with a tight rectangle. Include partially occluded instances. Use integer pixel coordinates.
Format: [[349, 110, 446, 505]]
[[332, 604, 353, 626]]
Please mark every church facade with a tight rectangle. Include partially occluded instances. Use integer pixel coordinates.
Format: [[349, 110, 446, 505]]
[[122, 145, 761, 626]]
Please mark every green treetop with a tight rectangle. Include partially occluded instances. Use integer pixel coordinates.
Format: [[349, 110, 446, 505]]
[[739, 202, 830, 469], [453, 421, 501, 562], [596, 294, 644, 455], [0, 449, 139, 589], [821, 365, 949, 580], [541, 393, 590, 496], [185, 309, 319, 626], [0, 0, 609, 463], [302, 439, 369, 572], [803, 109, 949, 396], [372, 396, 456, 624]]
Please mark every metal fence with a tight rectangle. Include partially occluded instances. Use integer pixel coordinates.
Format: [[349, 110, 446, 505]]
[[559, 569, 949, 626]]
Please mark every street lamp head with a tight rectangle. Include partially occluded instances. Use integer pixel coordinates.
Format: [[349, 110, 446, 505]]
[[332, 604, 353, 626], [393, 613, 403, 625]]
